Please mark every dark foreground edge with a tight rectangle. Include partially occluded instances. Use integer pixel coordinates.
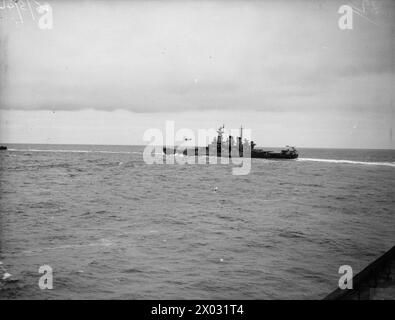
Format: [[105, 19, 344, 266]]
[[325, 245, 395, 300], [0, 300, 391, 319]]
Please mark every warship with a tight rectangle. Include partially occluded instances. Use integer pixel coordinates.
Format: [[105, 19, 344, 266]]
[[163, 125, 298, 159]]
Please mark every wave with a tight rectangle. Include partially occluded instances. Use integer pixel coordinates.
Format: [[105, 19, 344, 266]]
[[298, 158, 395, 167], [21, 239, 114, 254], [7, 148, 141, 155]]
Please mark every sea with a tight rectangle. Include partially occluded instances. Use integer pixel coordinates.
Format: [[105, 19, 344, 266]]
[[0, 144, 394, 299]]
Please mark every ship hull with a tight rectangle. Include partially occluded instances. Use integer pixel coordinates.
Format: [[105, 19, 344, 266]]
[[251, 151, 298, 159], [163, 147, 298, 159]]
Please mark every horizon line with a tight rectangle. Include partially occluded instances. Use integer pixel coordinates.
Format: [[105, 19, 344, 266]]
[[0, 142, 394, 151]]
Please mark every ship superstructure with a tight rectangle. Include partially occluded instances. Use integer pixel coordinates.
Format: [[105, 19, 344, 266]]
[[163, 125, 298, 159]]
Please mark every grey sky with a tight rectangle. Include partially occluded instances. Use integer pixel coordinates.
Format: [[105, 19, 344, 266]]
[[0, 0, 394, 147]]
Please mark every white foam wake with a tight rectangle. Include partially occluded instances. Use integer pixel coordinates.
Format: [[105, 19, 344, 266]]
[[7, 148, 141, 155], [298, 158, 395, 167]]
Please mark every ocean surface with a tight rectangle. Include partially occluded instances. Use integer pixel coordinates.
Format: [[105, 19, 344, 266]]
[[0, 144, 394, 299]]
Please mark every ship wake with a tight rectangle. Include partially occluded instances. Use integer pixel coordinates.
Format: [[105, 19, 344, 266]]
[[298, 158, 395, 168], [7, 149, 141, 155]]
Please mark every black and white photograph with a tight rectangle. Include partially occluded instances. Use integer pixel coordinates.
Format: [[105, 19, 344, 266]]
[[0, 0, 394, 307]]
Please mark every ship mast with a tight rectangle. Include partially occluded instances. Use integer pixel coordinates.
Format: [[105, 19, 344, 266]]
[[217, 125, 224, 141], [237, 125, 243, 157]]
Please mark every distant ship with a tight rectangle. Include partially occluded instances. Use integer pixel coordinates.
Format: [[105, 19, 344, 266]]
[[0, 146, 7, 151], [163, 125, 298, 159]]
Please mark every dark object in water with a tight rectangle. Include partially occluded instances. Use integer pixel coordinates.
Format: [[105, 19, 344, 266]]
[[0, 146, 7, 150], [162, 146, 176, 155], [163, 125, 298, 160], [250, 147, 298, 159], [324, 245, 395, 300]]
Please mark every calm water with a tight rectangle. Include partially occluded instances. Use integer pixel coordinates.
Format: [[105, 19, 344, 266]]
[[0, 144, 394, 299]]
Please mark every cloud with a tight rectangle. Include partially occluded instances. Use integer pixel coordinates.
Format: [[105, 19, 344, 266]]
[[0, 0, 394, 115]]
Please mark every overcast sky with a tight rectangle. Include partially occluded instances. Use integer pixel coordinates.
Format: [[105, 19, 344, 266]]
[[0, 0, 394, 148]]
